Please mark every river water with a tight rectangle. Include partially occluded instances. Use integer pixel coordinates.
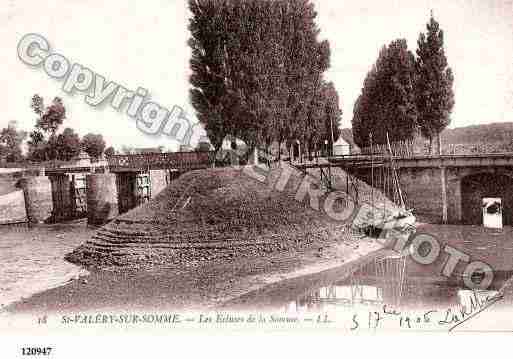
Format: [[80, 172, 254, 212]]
[[224, 225, 513, 331], [0, 223, 92, 309], [291, 253, 503, 312]]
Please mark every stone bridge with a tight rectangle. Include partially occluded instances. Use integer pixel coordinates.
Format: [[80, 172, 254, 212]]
[[328, 153, 513, 225]]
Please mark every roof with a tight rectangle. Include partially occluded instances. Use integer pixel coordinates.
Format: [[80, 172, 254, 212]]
[[339, 128, 361, 152], [334, 137, 349, 146]]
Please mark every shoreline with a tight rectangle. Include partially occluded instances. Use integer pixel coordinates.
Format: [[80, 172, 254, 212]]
[[5, 236, 384, 315], [212, 237, 384, 307], [0, 265, 89, 310], [6, 222, 513, 316], [0, 223, 95, 312]]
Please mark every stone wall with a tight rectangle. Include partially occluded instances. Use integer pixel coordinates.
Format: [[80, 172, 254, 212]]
[[398, 167, 444, 223], [19, 176, 53, 224], [446, 170, 462, 224], [86, 174, 119, 226], [354, 166, 513, 225], [353, 167, 446, 223]]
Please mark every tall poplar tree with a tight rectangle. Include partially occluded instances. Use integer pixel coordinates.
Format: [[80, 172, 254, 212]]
[[352, 39, 418, 148], [188, 0, 335, 160], [322, 82, 342, 152], [415, 14, 455, 154], [188, 0, 230, 152]]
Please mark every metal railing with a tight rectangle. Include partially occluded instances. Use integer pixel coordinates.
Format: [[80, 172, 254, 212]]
[[107, 151, 216, 171]]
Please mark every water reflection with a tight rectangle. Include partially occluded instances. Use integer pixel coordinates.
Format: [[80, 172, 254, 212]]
[[291, 254, 499, 313]]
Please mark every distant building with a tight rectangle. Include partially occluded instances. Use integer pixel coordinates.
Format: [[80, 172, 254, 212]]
[[68, 151, 108, 168], [337, 129, 361, 155], [72, 151, 92, 167], [131, 147, 163, 154], [179, 144, 193, 152], [333, 137, 351, 156]]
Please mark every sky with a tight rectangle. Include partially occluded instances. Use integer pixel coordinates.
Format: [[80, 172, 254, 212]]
[[1, 0, 512, 151]]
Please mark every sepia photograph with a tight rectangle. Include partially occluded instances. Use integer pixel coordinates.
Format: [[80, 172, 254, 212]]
[[1, 0, 513, 357]]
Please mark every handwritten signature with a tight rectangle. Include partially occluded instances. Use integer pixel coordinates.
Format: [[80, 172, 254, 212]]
[[349, 291, 504, 332]]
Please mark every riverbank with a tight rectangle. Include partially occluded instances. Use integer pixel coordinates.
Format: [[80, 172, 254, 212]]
[[5, 233, 383, 314], [5, 222, 513, 316]]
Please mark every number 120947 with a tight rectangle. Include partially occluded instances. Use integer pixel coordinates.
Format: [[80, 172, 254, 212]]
[[21, 347, 53, 356]]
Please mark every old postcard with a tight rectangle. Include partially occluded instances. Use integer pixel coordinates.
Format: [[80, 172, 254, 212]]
[[1, 0, 513, 357]]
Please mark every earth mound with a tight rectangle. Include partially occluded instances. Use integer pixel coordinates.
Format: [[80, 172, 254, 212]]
[[66, 163, 397, 269]]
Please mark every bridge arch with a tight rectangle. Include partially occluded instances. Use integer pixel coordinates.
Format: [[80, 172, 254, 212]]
[[460, 172, 513, 225]]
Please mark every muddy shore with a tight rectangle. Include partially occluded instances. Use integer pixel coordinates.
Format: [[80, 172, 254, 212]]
[[5, 236, 383, 314]]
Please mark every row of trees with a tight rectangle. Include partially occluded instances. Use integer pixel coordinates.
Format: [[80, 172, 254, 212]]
[[352, 15, 455, 153], [188, 0, 342, 160], [25, 94, 113, 162]]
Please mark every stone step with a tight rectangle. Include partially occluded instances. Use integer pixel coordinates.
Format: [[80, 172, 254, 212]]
[[93, 230, 256, 244], [99, 225, 208, 238], [112, 218, 170, 226], [96, 229, 197, 241], [103, 220, 259, 236], [89, 236, 285, 249]]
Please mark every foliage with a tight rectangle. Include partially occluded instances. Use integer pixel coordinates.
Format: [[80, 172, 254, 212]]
[[441, 122, 513, 154], [0, 122, 27, 162], [27, 130, 47, 161], [188, 0, 338, 157], [27, 128, 82, 162], [81, 133, 106, 159], [54, 128, 82, 161], [415, 15, 455, 153], [28, 94, 67, 161], [321, 82, 342, 152], [26, 94, 113, 162], [352, 39, 418, 147], [104, 147, 116, 157], [31, 94, 66, 136], [352, 15, 455, 151]]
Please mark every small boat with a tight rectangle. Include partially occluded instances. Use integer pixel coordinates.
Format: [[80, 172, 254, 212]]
[[361, 210, 416, 239], [386, 208, 416, 229]]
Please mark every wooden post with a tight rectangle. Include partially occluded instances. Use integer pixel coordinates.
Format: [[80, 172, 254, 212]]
[[441, 166, 448, 224], [370, 133, 374, 210], [253, 147, 258, 165]]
